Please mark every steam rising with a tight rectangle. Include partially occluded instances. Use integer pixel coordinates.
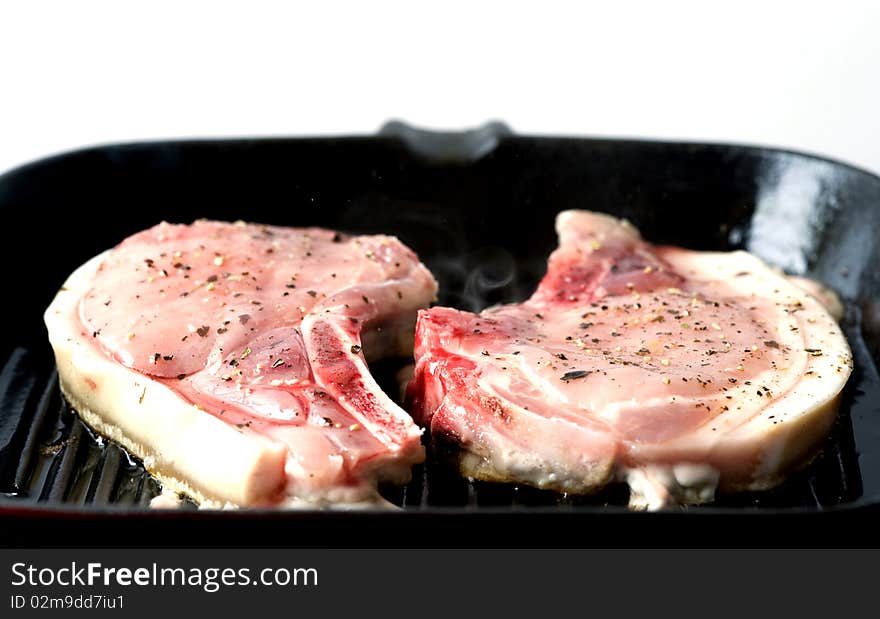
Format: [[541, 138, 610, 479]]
[[429, 247, 520, 313], [337, 204, 536, 313]]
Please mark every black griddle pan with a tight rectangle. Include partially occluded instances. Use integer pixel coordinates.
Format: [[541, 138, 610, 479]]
[[1, 121, 878, 547]]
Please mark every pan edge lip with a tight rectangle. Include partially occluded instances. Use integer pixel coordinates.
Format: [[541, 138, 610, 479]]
[[1, 130, 879, 191], [0, 496, 877, 519]]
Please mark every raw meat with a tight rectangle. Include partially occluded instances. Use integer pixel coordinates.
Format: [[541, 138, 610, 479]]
[[45, 220, 437, 507], [407, 210, 852, 508]]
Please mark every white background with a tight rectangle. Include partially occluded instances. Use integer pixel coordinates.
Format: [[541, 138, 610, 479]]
[[1, 1, 878, 176]]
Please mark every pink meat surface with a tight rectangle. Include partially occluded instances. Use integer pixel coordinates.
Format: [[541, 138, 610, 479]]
[[407, 210, 852, 507], [80, 220, 436, 502]]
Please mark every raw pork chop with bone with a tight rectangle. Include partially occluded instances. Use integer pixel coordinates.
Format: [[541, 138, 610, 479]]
[[407, 210, 852, 509]]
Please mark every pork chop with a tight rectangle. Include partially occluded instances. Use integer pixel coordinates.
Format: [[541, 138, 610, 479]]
[[44, 220, 437, 507], [407, 210, 852, 509]]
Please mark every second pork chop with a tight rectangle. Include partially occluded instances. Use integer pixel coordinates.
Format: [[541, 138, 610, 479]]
[[407, 210, 852, 508]]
